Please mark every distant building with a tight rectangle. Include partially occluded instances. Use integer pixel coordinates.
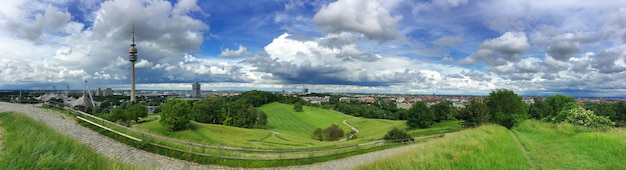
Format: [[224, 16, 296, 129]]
[[104, 88, 113, 96], [192, 82, 201, 98], [303, 88, 309, 94], [96, 88, 102, 96]]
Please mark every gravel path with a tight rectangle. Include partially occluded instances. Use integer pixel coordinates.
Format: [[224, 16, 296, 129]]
[[0, 102, 429, 170]]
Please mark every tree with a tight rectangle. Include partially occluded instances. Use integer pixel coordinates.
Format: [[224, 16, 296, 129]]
[[323, 124, 345, 141], [552, 102, 614, 130], [108, 106, 129, 125], [406, 101, 436, 129], [458, 99, 490, 128], [528, 98, 549, 119], [312, 124, 345, 141], [544, 94, 576, 118], [486, 89, 529, 129], [383, 127, 414, 143], [257, 111, 268, 126], [312, 128, 324, 141], [294, 102, 303, 112], [432, 102, 456, 122], [192, 99, 225, 124], [159, 99, 191, 131], [127, 103, 148, 122]]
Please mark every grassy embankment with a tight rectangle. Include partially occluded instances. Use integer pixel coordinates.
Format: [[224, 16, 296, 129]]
[[514, 120, 626, 169], [358, 120, 626, 169], [0, 112, 136, 169]]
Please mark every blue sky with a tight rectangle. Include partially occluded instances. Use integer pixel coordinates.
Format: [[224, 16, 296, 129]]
[[1, 0, 626, 97]]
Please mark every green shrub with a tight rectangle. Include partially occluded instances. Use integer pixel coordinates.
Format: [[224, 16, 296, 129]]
[[551, 102, 614, 131], [383, 127, 414, 143], [159, 99, 191, 131]]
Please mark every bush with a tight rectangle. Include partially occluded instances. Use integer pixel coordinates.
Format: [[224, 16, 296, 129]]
[[552, 102, 615, 131], [294, 102, 303, 112], [486, 89, 529, 129], [459, 99, 490, 128], [384, 127, 414, 143], [407, 101, 436, 129], [324, 124, 345, 141], [312, 124, 345, 141], [160, 99, 191, 131]]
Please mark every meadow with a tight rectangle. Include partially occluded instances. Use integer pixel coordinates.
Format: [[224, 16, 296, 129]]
[[357, 120, 626, 169], [0, 112, 135, 169], [134, 102, 415, 149]]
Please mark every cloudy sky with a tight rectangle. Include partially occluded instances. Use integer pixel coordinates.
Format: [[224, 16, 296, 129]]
[[1, 0, 626, 96]]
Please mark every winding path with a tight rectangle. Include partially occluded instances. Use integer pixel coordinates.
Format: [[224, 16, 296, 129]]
[[0, 102, 435, 169]]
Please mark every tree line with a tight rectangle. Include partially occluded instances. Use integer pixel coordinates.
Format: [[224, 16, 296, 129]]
[[160, 90, 280, 131]]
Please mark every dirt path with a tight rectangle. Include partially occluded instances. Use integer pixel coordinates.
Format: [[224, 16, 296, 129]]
[[509, 130, 537, 170], [341, 118, 359, 141]]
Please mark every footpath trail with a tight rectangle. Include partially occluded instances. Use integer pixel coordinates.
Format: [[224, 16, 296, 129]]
[[509, 130, 537, 170], [0, 102, 437, 170]]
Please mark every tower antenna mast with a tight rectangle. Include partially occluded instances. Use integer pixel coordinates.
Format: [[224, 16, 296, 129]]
[[129, 21, 138, 102]]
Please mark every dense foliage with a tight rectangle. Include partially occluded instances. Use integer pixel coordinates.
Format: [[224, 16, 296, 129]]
[[432, 101, 457, 122], [293, 102, 303, 112], [552, 102, 614, 130], [406, 101, 436, 129], [458, 99, 490, 128], [383, 127, 414, 142], [160, 99, 191, 131], [312, 124, 345, 141], [586, 101, 626, 127], [191, 90, 272, 128], [486, 89, 529, 129], [529, 94, 576, 119], [103, 102, 148, 126]]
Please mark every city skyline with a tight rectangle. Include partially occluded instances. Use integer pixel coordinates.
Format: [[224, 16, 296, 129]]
[[2, 0, 626, 97]]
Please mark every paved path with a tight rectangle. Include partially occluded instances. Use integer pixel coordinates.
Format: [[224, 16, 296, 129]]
[[0, 102, 433, 170]]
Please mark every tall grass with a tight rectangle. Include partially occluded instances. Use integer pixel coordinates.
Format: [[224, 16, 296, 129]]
[[0, 112, 136, 169], [514, 120, 626, 169], [357, 124, 532, 170]]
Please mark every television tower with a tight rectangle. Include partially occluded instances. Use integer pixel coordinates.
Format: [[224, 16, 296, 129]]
[[129, 22, 138, 102]]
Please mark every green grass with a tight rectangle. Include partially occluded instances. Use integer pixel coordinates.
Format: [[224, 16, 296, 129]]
[[359, 120, 626, 169], [406, 120, 462, 137], [346, 118, 405, 140], [260, 102, 352, 138], [133, 102, 414, 149], [357, 124, 532, 170], [514, 120, 626, 169], [0, 112, 136, 170]]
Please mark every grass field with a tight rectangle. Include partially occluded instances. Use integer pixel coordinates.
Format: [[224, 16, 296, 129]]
[[358, 120, 626, 169], [406, 120, 462, 137], [514, 120, 626, 169], [0, 112, 135, 169], [134, 102, 416, 149], [260, 102, 352, 138], [345, 118, 405, 141], [357, 124, 531, 170]]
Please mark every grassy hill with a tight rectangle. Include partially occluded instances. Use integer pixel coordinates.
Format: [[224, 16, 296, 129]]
[[357, 120, 626, 169], [135, 102, 411, 149], [0, 112, 135, 169], [260, 102, 353, 138]]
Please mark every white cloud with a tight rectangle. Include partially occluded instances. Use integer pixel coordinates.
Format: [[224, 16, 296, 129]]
[[313, 0, 402, 42], [461, 32, 529, 66], [218, 45, 251, 58]]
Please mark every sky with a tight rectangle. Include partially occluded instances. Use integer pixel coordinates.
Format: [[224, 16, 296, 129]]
[[1, 0, 626, 97]]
